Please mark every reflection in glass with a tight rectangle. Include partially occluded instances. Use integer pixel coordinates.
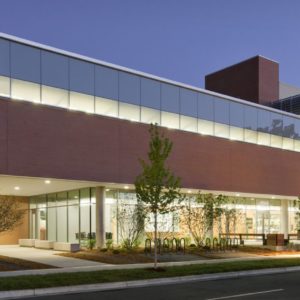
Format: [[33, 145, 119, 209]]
[[161, 83, 180, 114], [141, 77, 160, 109], [119, 72, 140, 105]]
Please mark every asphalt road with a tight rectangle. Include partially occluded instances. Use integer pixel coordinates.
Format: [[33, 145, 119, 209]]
[[23, 271, 300, 300]]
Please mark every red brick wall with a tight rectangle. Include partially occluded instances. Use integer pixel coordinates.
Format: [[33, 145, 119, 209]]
[[205, 56, 279, 105], [0, 99, 299, 196]]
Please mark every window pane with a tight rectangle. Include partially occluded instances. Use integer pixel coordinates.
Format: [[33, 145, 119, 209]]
[[0, 38, 10, 76], [68, 190, 79, 243], [70, 58, 94, 95], [95, 65, 118, 100], [215, 122, 229, 138], [119, 102, 140, 122], [161, 111, 179, 129], [180, 115, 197, 132], [282, 137, 294, 150], [257, 132, 270, 146], [70, 91, 94, 113], [230, 102, 243, 127], [294, 118, 300, 140], [11, 79, 40, 103], [42, 85, 69, 108], [198, 93, 214, 121], [198, 119, 213, 135], [294, 140, 300, 152], [141, 106, 160, 124], [141, 77, 160, 109], [95, 96, 118, 117], [0, 76, 10, 97], [161, 83, 180, 113], [215, 98, 229, 124], [270, 112, 283, 136], [270, 134, 282, 148], [230, 126, 244, 141], [119, 72, 140, 105], [80, 188, 91, 246], [47, 193, 56, 241], [283, 116, 296, 138], [41, 51, 69, 89], [180, 88, 197, 117], [244, 106, 257, 130], [11, 42, 41, 83], [258, 109, 270, 133], [244, 129, 257, 144], [56, 192, 67, 242]]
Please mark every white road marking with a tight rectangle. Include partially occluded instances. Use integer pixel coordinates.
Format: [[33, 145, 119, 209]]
[[206, 288, 284, 300]]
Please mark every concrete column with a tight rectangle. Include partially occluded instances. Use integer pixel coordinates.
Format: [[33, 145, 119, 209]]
[[280, 200, 289, 239], [95, 186, 105, 248]]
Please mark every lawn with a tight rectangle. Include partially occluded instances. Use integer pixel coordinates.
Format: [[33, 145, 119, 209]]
[[1, 258, 300, 291]]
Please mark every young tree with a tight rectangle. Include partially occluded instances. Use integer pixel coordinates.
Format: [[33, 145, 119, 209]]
[[0, 196, 25, 233], [117, 200, 146, 250], [135, 124, 183, 269], [181, 197, 208, 247]]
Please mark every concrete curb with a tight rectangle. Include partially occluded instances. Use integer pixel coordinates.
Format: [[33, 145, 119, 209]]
[[2, 265, 300, 299]]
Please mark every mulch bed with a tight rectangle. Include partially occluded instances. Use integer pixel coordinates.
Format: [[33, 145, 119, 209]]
[[0, 255, 56, 271]]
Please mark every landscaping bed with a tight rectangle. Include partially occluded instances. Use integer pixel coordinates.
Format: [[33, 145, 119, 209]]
[[57, 249, 154, 264], [0, 255, 55, 271]]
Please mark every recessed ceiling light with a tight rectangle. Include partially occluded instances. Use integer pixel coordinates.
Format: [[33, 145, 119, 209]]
[[14, 186, 20, 190], [106, 189, 110, 192], [124, 186, 129, 189], [272, 196, 275, 199], [45, 180, 51, 184], [236, 193, 240, 197], [187, 190, 192, 194]]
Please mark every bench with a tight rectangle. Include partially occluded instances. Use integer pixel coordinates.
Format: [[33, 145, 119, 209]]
[[53, 242, 80, 252], [34, 240, 54, 249], [19, 239, 36, 247]]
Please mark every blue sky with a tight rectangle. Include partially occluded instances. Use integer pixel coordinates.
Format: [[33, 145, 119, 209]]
[[0, 0, 299, 88]]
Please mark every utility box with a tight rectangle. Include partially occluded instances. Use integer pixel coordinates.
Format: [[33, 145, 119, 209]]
[[266, 234, 284, 246]]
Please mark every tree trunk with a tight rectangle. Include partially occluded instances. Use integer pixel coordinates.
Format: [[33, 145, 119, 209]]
[[154, 211, 158, 269]]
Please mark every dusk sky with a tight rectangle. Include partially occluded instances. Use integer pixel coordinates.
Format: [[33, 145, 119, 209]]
[[0, 0, 299, 88]]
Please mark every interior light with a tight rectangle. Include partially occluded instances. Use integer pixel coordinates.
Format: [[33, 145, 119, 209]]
[[124, 186, 129, 189], [45, 180, 51, 184], [106, 189, 110, 192], [236, 193, 240, 197], [187, 190, 192, 194], [14, 186, 20, 190], [272, 196, 275, 199]]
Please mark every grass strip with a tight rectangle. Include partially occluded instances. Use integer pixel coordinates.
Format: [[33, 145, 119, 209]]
[[1, 258, 300, 291]]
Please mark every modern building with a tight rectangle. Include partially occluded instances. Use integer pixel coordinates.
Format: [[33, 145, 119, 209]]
[[1, 33, 300, 247]]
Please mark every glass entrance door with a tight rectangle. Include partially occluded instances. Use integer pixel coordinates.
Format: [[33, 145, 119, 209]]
[[256, 211, 270, 234]]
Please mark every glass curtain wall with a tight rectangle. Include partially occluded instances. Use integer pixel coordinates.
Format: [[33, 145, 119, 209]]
[[1, 37, 300, 153], [29, 187, 291, 245], [29, 187, 95, 245]]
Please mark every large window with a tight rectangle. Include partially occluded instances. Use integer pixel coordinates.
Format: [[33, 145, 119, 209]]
[[11, 79, 40, 103]]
